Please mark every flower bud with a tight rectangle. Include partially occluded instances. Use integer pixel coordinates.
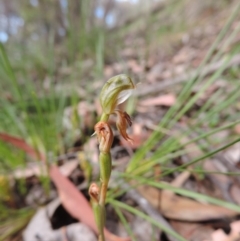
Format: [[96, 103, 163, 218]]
[[89, 183, 105, 235], [100, 74, 135, 115], [94, 121, 114, 153], [89, 183, 100, 203]]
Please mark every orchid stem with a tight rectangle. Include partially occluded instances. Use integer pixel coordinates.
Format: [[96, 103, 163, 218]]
[[98, 223, 105, 241], [89, 75, 134, 241], [99, 182, 108, 206], [91, 120, 112, 241], [100, 113, 109, 122]]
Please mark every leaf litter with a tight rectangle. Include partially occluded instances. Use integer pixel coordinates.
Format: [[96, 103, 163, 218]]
[[2, 1, 240, 241]]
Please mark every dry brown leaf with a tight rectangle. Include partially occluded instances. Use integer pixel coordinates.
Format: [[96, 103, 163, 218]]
[[234, 124, 240, 134], [50, 165, 96, 231], [203, 160, 234, 201], [12, 159, 79, 179], [230, 185, 240, 205], [104, 65, 115, 78], [172, 47, 195, 64], [136, 105, 155, 113], [160, 190, 237, 221], [127, 59, 143, 73], [50, 166, 130, 241], [59, 160, 79, 176], [146, 62, 165, 83], [138, 185, 238, 221], [0, 133, 45, 161], [170, 220, 213, 241], [138, 94, 176, 107], [1, 133, 129, 241], [113, 63, 123, 73], [121, 48, 135, 59], [137, 166, 238, 221], [137, 183, 238, 221], [223, 142, 240, 165]]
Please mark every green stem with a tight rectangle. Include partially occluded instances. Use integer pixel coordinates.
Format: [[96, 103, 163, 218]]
[[99, 182, 108, 206], [97, 151, 112, 241], [93, 127, 112, 241], [92, 201, 105, 241], [100, 113, 109, 122], [99, 234, 105, 241], [98, 205, 106, 241]]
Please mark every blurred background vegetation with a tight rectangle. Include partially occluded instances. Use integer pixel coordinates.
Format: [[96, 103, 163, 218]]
[[1, 0, 240, 240]]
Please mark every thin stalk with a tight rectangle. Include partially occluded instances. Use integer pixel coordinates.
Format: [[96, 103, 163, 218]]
[[132, 119, 240, 176], [89, 75, 134, 241], [161, 136, 240, 177], [114, 206, 136, 241]]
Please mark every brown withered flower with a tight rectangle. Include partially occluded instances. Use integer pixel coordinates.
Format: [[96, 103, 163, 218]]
[[94, 121, 114, 153], [89, 183, 100, 203], [114, 110, 133, 143]]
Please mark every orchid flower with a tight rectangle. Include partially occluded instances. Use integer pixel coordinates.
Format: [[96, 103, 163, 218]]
[[99, 74, 135, 142], [89, 74, 134, 241]]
